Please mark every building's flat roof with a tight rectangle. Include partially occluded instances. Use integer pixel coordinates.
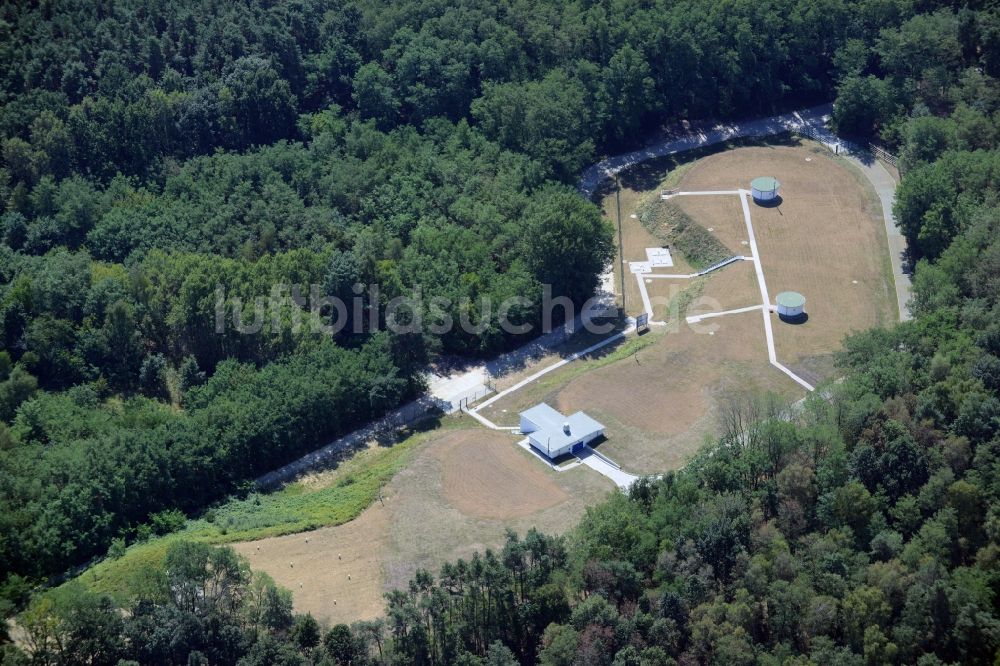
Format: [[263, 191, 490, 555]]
[[521, 403, 564, 428], [521, 403, 605, 453], [776, 291, 805, 307], [750, 176, 780, 191]]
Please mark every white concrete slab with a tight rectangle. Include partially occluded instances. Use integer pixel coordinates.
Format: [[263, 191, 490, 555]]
[[686, 304, 765, 323], [646, 247, 674, 267], [629, 261, 652, 274], [427, 371, 492, 413]]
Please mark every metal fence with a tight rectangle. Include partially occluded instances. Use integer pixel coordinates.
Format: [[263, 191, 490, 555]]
[[870, 144, 899, 167], [698, 255, 743, 276], [795, 126, 899, 171], [456, 386, 493, 412]]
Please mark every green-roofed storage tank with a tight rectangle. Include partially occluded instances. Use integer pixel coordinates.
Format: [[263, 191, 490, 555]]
[[750, 176, 780, 202], [775, 291, 805, 318]]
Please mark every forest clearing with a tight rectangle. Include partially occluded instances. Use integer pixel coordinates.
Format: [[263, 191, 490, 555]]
[[231, 138, 896, 624]]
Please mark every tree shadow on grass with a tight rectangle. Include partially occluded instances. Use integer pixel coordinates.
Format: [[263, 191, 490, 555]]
[[372, 411, 443, 448], [591, 132, 807, 203]]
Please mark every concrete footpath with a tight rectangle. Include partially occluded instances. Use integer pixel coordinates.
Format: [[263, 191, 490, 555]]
[[577, 448, 639, 489]]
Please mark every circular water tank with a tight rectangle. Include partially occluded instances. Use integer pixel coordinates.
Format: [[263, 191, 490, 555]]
[[751, 176, 780, 202], [775, 291, 805, 318]]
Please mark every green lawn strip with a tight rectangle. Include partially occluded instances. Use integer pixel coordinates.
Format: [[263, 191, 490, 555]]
[[75, 421, 450, 599]]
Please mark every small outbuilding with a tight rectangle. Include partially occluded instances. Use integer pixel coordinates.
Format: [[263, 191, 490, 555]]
[[519, 403, 605, 459], [775, 291, 806, 318], [750, 176, 780, 202]]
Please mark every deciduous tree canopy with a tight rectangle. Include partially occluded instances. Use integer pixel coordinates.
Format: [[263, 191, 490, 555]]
[[3, 0, 1000, 663]]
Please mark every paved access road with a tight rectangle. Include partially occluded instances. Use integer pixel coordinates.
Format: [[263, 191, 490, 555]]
[[577, 447, 639, 489], [861, 160, 911, 321], [579, 104, 833, 197]]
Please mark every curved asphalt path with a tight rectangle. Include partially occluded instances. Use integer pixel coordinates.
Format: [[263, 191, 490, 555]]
[[580, 104, 912, 321], [825, 143, 912, 322]]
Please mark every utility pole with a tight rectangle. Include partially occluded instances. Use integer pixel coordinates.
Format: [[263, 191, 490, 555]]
[[615, 174, 626, 312]]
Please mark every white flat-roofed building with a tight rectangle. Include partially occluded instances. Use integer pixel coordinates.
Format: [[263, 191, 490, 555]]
[[519, 403, 605, 459]]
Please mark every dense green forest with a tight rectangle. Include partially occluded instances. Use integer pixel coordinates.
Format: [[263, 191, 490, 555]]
[[0, 0, 849, 598], [3, 0, 1000, 663]]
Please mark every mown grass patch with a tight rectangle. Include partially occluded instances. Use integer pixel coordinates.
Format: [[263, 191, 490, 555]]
[[74, 420, 452, 599]]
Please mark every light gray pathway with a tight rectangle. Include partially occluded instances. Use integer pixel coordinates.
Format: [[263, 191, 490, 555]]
[[577, 447, 639, 489], [845, 155, 911, 321], [469, 321, 635, 422]]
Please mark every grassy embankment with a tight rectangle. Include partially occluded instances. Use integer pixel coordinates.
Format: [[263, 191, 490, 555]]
[[73, 419, 459, 599]]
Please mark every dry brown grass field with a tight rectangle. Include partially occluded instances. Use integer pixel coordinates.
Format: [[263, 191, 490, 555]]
[[670, 195, 746, 254], [599, 191, 696, 317], [480, 312, 804, 473], [639, 277, 689, 322], [675, 143, 895, 383], [563, 310, 802, 470], [693, 260, 761, 312], [236, 427, 613, 626], [233, 499, 390, 626], [433, 429, 569, 519]]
